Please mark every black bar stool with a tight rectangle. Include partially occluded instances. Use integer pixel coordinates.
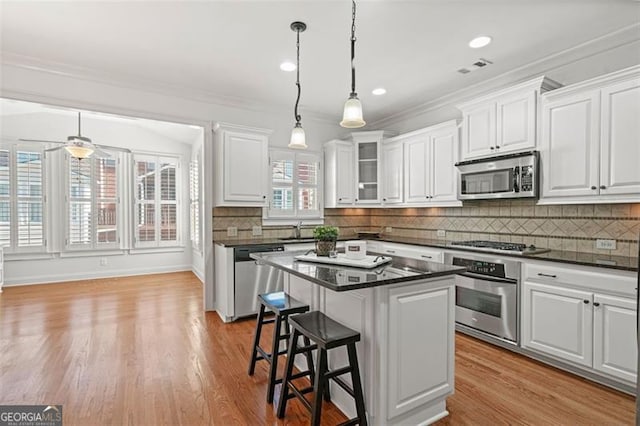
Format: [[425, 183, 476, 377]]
[[248, 291, 315, 404], [277, 310, 367, 426]]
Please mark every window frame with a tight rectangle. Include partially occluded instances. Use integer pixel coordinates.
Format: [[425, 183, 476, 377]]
[[263, 148, 323, 225], [189, 154, 201, 252], [64, 152, 120, 251], [133, 153, 181, 248], [0, 142, 47, 254]]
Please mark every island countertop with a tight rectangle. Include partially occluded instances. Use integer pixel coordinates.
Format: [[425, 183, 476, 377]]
[[251, 250, 466, 292]]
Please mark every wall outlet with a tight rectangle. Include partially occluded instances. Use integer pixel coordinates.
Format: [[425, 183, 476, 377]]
[[437, 229, 446, 238], [385, 227, 392, 233], [100, 257, 108, 266], [596, 239, 616, 250], [227, 226, 238, 237], [252, 226, 262, 236]]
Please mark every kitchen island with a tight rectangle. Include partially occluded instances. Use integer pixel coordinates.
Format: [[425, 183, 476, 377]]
[[252, 250, 465, 425]]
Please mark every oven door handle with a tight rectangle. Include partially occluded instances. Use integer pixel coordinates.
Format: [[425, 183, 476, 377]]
[[457, 271, 517, 285]]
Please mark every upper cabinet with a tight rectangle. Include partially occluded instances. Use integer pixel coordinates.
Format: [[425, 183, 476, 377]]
[[540, 65, 640, 204], [324, 131, 395, 208], [457, 76, 561, 161], [401, 120, 461, 206], [213, 122, 271, 207], [381, 141, 404, 205]]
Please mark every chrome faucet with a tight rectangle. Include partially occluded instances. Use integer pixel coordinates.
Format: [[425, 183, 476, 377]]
[[293, 221, 302, 239]]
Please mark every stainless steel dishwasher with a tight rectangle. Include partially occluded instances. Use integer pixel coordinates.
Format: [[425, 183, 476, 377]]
[[233, 244, 285, 320]]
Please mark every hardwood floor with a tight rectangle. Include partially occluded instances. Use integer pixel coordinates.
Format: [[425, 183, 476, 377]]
[[1, 272, 635, 425]]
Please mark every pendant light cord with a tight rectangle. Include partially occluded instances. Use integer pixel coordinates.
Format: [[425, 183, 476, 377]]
[[294, 28, 302, 125], [350, 0, 357, 96]]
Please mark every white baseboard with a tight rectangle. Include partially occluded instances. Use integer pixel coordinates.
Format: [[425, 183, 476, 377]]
[[191, 265, 204, 283], [2, 264, 193, 287]]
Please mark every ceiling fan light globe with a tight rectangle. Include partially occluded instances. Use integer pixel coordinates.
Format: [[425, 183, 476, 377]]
[[65, 145, 94, 159], [340, 96, 366, 128], [288, 124, 307, 149]]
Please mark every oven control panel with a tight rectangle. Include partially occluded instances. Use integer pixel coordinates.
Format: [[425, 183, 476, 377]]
[[452, 258, 506, 278]]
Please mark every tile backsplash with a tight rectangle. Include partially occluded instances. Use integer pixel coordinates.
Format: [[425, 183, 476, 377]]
[[213, 201, 640, 257]]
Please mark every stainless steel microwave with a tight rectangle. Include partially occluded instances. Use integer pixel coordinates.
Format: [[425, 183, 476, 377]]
[[455, 151, 539, 200]]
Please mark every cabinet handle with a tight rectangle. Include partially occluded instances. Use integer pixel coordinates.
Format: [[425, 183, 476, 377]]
[[590, 186, 597, 190], [495, 145, 500, 149], [593, 302, 600, 307], [490, 146, 495, 150], [386, 250, 396, 254], [421, 255, 432, 259], [338, 198, 342, 201], [355, 198, 359, 202], [537, 273, 557, 278], [583, 300, 590, 304], [383, 198, 387, 202], [262, 195, 266, 199], [599, 185, 606, 190]]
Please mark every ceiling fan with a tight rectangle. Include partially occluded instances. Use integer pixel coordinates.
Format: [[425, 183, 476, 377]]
[[19, 112, 131, 159]]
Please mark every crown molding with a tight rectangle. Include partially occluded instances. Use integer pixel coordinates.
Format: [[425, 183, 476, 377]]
[[369, 23, 640, 130], [0, 51, 337, 125]]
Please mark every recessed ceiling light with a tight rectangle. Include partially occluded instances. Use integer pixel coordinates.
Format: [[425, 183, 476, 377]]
[[469, 36, 492, 49], [372, 88, 386, 96], [280, 61, 296, 72]]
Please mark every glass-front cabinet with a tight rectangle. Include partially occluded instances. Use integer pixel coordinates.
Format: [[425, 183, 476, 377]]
[[352, 131, 395, 205]]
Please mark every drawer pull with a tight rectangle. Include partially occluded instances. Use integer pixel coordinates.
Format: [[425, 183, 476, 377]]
[[386, 250, 396, 254], [537, 273, 557, 279], [583, 300, 590, 304], [593, 302, 600, 307], [421, 255, 432, 259]]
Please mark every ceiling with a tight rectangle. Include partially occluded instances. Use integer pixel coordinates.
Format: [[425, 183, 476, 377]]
[[1, 1, 639, 124]]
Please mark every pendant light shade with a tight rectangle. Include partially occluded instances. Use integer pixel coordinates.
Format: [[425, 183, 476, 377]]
[[65, 144, 94, 159], [340, 0, 365, 129], [340, 95, 365, 128], [288, 21, 308, 150]]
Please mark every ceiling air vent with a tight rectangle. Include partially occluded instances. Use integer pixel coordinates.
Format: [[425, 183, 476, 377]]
[[457, 58, 493, 75]]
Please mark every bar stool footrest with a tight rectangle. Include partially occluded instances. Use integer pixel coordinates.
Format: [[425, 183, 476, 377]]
[[332, 376, 355, 398], [338, 417, 361, 426], [325, 365, 351, 380]]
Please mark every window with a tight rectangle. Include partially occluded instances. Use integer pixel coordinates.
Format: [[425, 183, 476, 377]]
[[134, 155, 180, 247], [0, 146, 45, 252], [66, 155, 118, 249], [265, 149, 321, 221], [189, 157, 201, 251]]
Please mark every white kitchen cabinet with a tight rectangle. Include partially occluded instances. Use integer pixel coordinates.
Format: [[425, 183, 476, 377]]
[[593, 294, 638, 383], [457, 76, 560, 161], [522, 261, 637, 385], [522, 281, 594, 367], [353, 131, 395, 205], [381, 141, 403, 205], [324, 140, 355, 207], [213, 122, 271, 207], [540, 65, 640, 204], [379, 242, 443, 263], [402, 121, 460, 206]]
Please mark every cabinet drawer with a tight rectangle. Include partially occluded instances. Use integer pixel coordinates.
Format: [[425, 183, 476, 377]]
[[524, 263, 636, 296], [380, 242, 443, 263]]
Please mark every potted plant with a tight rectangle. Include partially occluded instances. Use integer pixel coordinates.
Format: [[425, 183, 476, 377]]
[[313, 225, 339, 256]]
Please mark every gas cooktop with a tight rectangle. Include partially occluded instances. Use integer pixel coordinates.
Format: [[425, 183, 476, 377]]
[[450, 240, 550, 255]]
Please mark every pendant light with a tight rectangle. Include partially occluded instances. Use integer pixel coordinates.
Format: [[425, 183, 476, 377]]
[[288, 21, 308, 149], [340, 0, 365, 128], [65, 112, 95, 159]]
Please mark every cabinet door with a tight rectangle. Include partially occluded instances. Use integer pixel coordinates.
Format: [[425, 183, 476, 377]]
[[522, 281, 593, 367], [541, 91, 600, 198], [496, 90, 536, 154], [336, 143, 355, 205], [430, 128, 458, 203], [599, 78, 640, 196], [223, 130, 268, 204], [355, 141, 380, 204], [403, 137, 429, 203], [460, 103, 496, 160], [382, 142, 403, 204], [593, 294, 638, 383]]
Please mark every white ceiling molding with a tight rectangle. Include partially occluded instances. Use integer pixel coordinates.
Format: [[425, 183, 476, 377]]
[[369, 23, 640, 131], [0, 52, 337, 125]]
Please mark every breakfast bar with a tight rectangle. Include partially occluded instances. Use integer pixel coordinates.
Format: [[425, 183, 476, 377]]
[[252, 250, 465, 425]]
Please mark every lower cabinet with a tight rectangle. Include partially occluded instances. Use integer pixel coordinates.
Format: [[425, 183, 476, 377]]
[[522, 279, 637, 384]]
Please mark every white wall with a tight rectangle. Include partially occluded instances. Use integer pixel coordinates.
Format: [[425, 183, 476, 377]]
[[0, 110, 198, 286]]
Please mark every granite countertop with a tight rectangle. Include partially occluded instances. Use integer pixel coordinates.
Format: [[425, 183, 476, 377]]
[[250, 251, 466, 292], [215, 235, 638, 272]]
